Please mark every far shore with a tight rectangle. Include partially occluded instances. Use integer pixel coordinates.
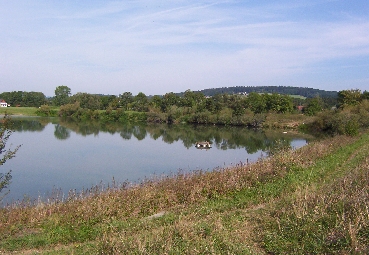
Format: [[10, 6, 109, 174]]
[[1, 106, 314, 130]]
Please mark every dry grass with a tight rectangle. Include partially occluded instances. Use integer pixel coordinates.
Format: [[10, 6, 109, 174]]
[[263, 112, 315, 129], [257, 133, 369, 254]]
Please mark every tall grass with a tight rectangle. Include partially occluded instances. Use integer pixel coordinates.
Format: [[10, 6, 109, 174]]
[[0, 132, 368, 254], [259, 136, 369, 254]]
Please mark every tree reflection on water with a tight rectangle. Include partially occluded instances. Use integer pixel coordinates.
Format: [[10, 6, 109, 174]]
[[11, 117, 314, 154]]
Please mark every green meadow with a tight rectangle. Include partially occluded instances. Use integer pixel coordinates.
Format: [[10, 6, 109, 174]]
[[0, 107, 40, 116]]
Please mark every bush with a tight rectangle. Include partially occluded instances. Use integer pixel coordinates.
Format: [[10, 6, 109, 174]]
[[58, 102, 80, 117], [216, 108, 233, 125], [189, 111, 212, 124], [312, 110, 360, 136], [35, 105, 57, 117], [146, 112, 167, 123], [356, 100, 369, 128], [106, 111, 147, 123], [75, 109, 100, 121]]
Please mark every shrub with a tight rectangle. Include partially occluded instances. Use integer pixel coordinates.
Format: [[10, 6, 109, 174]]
[[356, 100, 369, 128], [35, 105, 57, 117], [189, 111, 212, 124], [58, 102, 80, 117], [76, 109, 100, 121], [312, 106, 364, 136], [146, 112, 168, 123], [216, 108, 233, 125]]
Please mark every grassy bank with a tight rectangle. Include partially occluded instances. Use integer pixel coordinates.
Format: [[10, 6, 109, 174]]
[[0, 107, 40, 116], [1, 131, 368, 254]]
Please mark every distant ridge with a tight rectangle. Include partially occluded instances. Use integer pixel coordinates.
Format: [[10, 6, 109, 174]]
[[188, 86, 338, 98]]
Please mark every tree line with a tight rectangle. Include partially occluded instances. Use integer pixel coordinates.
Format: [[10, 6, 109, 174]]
[[45, 86, 367, 126], [2, 86, 369, 129], [192, 85, 338, 98], [1, 85, 338, 109], [38, 86, 302, 127], [0, 91, 47, 107]]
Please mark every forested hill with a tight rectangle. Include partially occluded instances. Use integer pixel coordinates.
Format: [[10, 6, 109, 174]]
[[192, 86, 338, 98]]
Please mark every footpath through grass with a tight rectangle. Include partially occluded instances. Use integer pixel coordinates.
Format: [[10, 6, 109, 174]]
[[1, 132, 369, 254]]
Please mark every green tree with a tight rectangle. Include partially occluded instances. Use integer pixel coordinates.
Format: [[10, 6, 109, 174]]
[[304, 97, 323, 116], [362, 90, 369, 100], [182, 89, 196, 107], [100, 95, 118, 109], [204, 97, 216, 113], [108, 97, 120, 110], [0, 91, 47, 107], [69, 92, 101, 110], [265, 93, 293, 113], [230, 98, 246, 116], [0, 91, 23, 106], [161, 92, 180, 112], [211, 93, 227, 113], [119, 92, 133, 110], [22, 92, 47, 107], [279, 94, 294, 113], [337, 89, 362, 108], [132, 92, 148, 112], [182, 90, 205, 108], [149, 95, 163, 112], [246, 92, 267, 114], [53, 85, 71, 106], [1, 115, 21, 201]]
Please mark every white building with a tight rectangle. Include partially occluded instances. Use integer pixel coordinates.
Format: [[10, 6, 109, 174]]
[[0, 99, 8, 107]]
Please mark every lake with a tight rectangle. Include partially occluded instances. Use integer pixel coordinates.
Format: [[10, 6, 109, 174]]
[[2, 117, 312, 205]]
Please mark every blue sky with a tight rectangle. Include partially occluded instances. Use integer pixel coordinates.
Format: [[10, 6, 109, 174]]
[[1, 0, 368, 96]]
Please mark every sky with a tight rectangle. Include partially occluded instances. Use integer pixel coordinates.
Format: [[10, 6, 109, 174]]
[[1, 0, 368, 97]]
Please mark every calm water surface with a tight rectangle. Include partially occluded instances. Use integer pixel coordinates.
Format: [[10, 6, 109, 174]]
[[2, 117, 312, 204]]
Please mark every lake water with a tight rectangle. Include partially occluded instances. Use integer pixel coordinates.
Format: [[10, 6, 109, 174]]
[[2, 117, 312, 204]]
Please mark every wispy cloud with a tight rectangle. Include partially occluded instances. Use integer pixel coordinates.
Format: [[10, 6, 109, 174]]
[[1, 0, 368, 95]]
